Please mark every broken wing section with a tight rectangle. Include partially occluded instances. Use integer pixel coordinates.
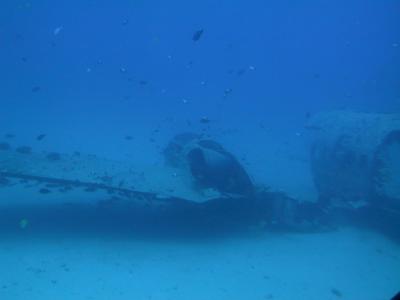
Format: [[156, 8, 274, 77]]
[[0, 148, 222, 206]]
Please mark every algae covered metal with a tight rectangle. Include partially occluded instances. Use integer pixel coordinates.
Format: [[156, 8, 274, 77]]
[[307, 111, 400, 213]]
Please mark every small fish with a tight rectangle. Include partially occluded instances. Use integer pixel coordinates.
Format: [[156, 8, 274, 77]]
[[53, 26, 63, 36], [19, 218, 29, 230], [125, 135, 133, 140], [36, 134, 46, 141], [0, 142, 10, 150], [5, 134, 15, 139], [236, 68, 246, 76], [223, 88, 232, 97], [200, 117, 210, 124], [186, 61, 194, 68], [304, 125, 322, 131], [192, 29, 204, 42], [16, 146, 32, 154], [32, 86, 41, 93], [0, 177, 10, 186], [46, 152, 61, 161], [331, 288, 342, 298], [39, 188, 51, 194]]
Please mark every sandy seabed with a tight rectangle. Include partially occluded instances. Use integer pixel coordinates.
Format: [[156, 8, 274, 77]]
[[1, 226, 399, 300]]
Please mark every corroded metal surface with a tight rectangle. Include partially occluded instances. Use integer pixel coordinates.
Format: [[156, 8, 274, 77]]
[[0, 148, 223, 204], [307, 111, 400, 210]]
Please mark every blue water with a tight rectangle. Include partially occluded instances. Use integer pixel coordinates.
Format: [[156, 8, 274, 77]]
[[1, 1, 400, 300]]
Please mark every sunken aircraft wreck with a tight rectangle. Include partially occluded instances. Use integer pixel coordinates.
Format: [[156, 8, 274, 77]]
[[0, 111, 399, 236]]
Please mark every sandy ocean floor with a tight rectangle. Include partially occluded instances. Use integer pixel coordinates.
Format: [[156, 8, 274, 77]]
[[1, 227, 399, 300]]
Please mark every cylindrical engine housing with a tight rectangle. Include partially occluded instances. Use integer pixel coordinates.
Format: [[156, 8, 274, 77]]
[[307, 111, 400, 212]]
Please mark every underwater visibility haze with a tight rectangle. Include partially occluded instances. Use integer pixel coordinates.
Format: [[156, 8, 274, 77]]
[[0, 1, 400, 300]]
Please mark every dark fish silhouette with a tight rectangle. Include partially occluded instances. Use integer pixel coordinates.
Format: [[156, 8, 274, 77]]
[[200, 117, 210, 124], [39, 188, 51, 194], [32, 86, 41, 93], [330, 288, 342, 298], [36, 134, 46, 141], [304, 125, 322, 131], [46, 152, 61, 161], [0, 142, 10, 150], [16, 146, 32, 154], [223, 88, 232, 98], [192, 29, 204, 41], [236, 68, 246, 76]]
